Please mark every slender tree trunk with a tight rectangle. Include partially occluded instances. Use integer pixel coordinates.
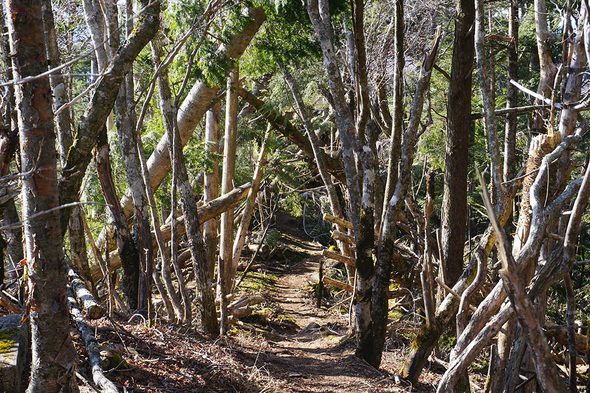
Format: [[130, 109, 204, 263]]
[[204, 104, 221, 279], [532, 0, 557, 134], [172, 126, 219, 334], [283, 66, 353, 277], [220, 67, 239, 293], [372, 31, 441, 367], [154, 45, 218, 334], [503, 0, 519, 182], [7, 0, 77, 390], [42, 1, 92, 288], [381, 0, 404, 224], [149, 34, 186, 322], [81, 0, 108, 71], [307, 0, 362, 232], [114, 0, 153, 316], [95, 129, 141, 310], [492, 8, 518, 392], [232, 127, 269, 270], [440, 0, 475, 289], [0, 118, 18, 285], [151, 33, 193, 323], [0, 1, 20, 284], [58, 0, 160, 233]]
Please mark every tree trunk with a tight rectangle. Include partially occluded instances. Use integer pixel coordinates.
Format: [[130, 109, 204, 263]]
[[114, 2, 153, 316], [204, 104, 221, 279], [59, 0, 160, 233], [232, 126, 269, 271], [503, 0, 519, 182], [440, 0, 475, 289], [95, 129, 141, 311], [42, 0, 92, 290], [173, 130, 219, 334], [151, 32, 193, 323], [220, 67, 239, 294], [381, 0, 404, 224], [0, 1, 21, 285], [6, 0, 77, 390], [372, 30, 441, 367]]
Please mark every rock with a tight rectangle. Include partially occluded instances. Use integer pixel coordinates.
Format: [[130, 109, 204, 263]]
[[0, 314, 28, 393], [299, 321, 321, 335]]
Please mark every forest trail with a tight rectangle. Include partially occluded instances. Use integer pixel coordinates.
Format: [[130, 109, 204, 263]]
[[76, 216, 440, 392], [232, 219, 406, 393]]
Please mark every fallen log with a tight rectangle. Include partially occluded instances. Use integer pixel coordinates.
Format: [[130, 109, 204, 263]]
[[66, 260, 103, 319], [322, 276, 353, 292], [226, 294, 265, 322], [91, 183, 251, 280], [228, 294, 265, 310], [322, 213, 353, 230], [322, 277, 406, 299], [322, 249, 355, 268], [331, 230, 354, 245], [67, 287, 119, 393]]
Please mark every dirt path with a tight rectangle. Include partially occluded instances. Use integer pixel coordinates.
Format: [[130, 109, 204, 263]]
[[79, 217, 439, 392], [235, 229, 406, 393]]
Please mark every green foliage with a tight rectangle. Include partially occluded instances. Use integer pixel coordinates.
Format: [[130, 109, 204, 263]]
[[264, 228, 282, 250], [280, 193, 304, 218], [242, 1, 320, 76]]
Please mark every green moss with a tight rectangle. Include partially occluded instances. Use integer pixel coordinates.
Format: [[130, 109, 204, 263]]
[[240, 271, 278, 292], [0, 329, 17, 353], [276, 313, 296, 325]]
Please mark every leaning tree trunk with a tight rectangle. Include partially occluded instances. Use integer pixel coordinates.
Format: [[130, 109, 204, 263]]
[[58, 0, 160, 233], [95, 128, 141, 311], [232, 126, 269, 269], [503, 0, 519, 182], [6, 0, 77, 391]]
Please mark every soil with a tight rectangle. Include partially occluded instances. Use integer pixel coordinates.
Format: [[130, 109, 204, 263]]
[[74, 213, 452, 392]]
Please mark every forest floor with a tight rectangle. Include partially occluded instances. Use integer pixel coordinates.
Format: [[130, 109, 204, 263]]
[[72, 212, 466, 392]]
